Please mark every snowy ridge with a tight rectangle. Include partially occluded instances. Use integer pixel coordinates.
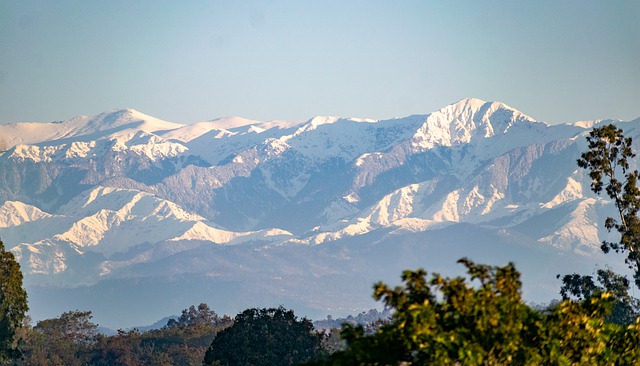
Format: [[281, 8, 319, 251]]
[[537, 198, 601, 253], [67, 109, 185, 138], [2, 185, 297, 275], [170, 222, 293, 244], [110, 131, 189, 161], [0, 122, 73, 151], [410, 98, 541, 151], [3, 99, 640, 327], [0, 201, 53, 227], [51, 186, 209, 254], [159, 116, 264, 143], [5, 131, 188, 163], [11, 240, 71, 275]]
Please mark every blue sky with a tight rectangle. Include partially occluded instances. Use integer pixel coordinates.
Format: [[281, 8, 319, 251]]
[[1, 1, 638, 124]]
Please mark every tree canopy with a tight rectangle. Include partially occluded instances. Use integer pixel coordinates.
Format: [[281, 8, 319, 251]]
[[19, 310, 99, 366], [0, 239, 28, 364], [17, 304, 232, 366], [558, 268, 640, 325], [203, 306, 323, 366], [309, 258, 640, 365]]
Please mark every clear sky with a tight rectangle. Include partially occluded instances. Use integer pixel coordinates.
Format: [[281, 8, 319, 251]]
[[1, 1, 639, 125]]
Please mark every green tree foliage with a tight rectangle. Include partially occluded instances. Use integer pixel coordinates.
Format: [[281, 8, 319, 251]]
[[90, 329, 149, 366], [85, 304, 232, 366], [203, 306, 323, 366], [35, 310, 97, 345], [137, 303, 232, 366], [577, 124, 640, 286], [0, 239, 28, 364], [17, 304, 232, 366], [18, 310, 98, 366], [309, 259, 640, 365], [558, 268, 640, 325]]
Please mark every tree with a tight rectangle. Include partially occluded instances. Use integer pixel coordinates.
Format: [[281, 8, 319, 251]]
[[308, 259, 640, 365], [17, 304, 231, 365], [577, 124, 640, 286], [203, 306, 323, 366], [19, 310, 98, 366], [148, 303, 232, 365], [166, 303, 226, 330], [34, 310, 97, 346], [0, 239, 28, 364], [310, 259, 542, 365], [558, 268, 640, 325], [89, 329, 151, 366], [94, 303, 232, 366]]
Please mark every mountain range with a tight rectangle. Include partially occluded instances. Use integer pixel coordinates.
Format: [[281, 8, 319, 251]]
[[1, 98, 637, 328]]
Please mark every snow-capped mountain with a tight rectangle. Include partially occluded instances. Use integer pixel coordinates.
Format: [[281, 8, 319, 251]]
[[0, 98, 637, 328]]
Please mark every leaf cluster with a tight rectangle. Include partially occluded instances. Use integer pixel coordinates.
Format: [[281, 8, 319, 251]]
[[558, 268, 640, 325], [309, 259, 640, 365]]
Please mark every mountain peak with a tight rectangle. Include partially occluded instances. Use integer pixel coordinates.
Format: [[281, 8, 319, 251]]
[[410, 98, 540, 150], [77, 109, 184, 138], [94, 108, 156, 126], [307, 116, 342, 126], [0, 201, 52, 228], [450, 97, 489, 111], [440, 98, 520, 119]]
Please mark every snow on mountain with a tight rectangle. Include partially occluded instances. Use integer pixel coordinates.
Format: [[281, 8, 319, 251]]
[[54, 186, 206, 253], [0, 109, 186, 154], [536, 198, 601, 253], [159, 117, 261, 143], [0, 204, 73, 248], [160, 117, 303, 143], [0, 119, 87, 151], [6, 184, 298, 279], [201, 116, 262, 130], [169, 222, 293, 244], [64, 109, 185, 139], [7, 144, 67, 163], [6, 132, 189, 164], [409, 98, 537, 150], [302, 126, 597, 248], [110, 131, 189, 161], [0, 201, 53, 227], [11, 240, 72, 275], [541, 174, 584, 209], [184, 124, 291, 165], [275, 115, 421, 162], [3, 99, 639, 328], [308, 180, 444, 244]]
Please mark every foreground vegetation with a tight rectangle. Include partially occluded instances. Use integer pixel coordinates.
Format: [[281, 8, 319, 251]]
[[310, 259, 640, 365], [2, 123, 640, 364], [3, 258, 640, 365]]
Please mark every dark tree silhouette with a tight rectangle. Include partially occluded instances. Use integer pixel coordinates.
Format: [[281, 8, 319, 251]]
[[203, 306, 323, 366], [0, 239, 28, 364]]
